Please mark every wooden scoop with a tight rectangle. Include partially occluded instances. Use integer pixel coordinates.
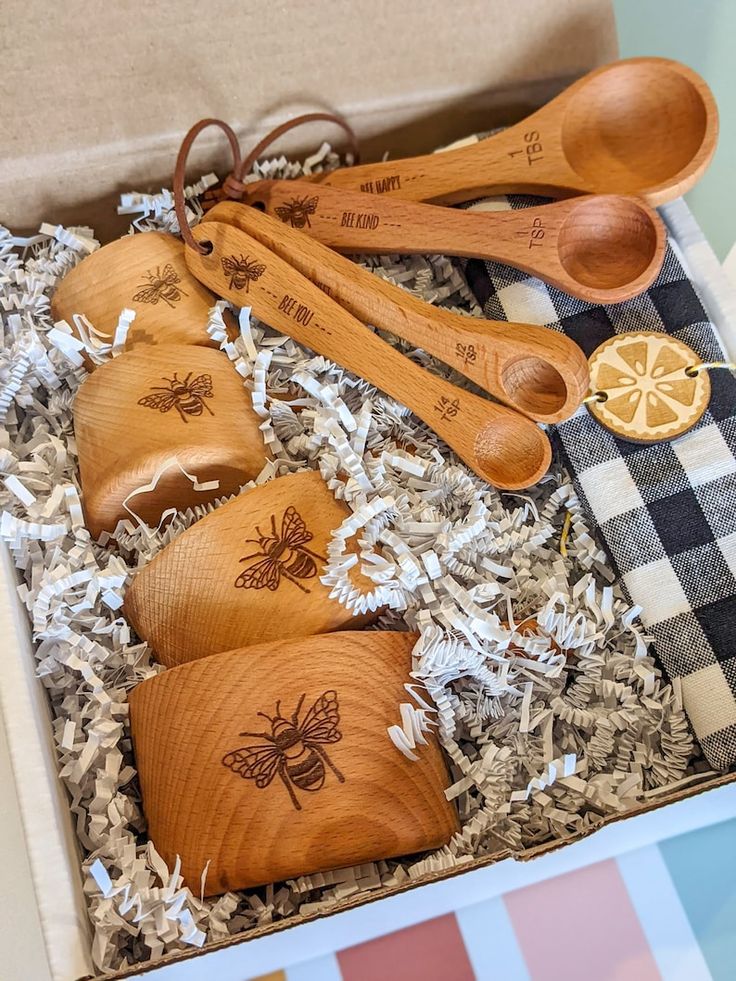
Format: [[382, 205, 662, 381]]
[[124, 470, 377, 666], [74, 344, 268, 537], [307, 58, 717, 206], [185, 221, 552, 490], [51, 231, 235, 360], [246, 181, 666, 304], [205, 201, 589, 423], [129, 630, 458, 895]]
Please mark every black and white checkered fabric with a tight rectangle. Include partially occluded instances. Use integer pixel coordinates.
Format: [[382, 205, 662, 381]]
[[465, 195, 736, 771]]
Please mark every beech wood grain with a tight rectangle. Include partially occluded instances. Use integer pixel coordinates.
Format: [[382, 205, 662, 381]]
[[307, 58, 717, 207], [129, 630, 459, 895], [205, 201, 589, 424], [51, 231, 234, 357], [246, 182, 666, 304], [73, 343, 267, 537], [124, 470, 376, 665]]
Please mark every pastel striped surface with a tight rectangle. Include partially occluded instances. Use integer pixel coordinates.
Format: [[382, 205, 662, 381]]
[[660, 820, 736, 981], [251, 818, 736, 981], [504, 859, 660, 980]]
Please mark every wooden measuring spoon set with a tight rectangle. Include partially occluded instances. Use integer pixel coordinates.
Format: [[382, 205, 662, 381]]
[[54, 56, 719, 896]]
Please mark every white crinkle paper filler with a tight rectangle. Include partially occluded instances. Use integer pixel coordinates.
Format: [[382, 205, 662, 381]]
[[0, 152, 702, 972]]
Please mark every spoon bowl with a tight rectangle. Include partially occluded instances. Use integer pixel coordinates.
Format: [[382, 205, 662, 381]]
[[474, 410, 551, 490], [499, 356, 569, 420], [560, 59, 712, 203], [556, 194, 664, 295]]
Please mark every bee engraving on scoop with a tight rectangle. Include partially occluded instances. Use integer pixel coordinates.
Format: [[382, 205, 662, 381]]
[[137, 372, 214, 423], [132, 264, 188, 308], [274, 195, 319, 229], [235, 506, 325, 593], [221, 254, 267, 292], [222, 690, 345, 811]]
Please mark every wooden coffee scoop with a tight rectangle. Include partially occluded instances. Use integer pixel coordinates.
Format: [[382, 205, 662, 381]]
[[204, 201, 589, 423], [51, 231, 234, 359], [129, 630, 458, 895], [246, 180, 666, 304], [307, 58, 717, 207], [185, 221, 551, 490], [124, 470, 377, 666], [74, 344, 268, 537]]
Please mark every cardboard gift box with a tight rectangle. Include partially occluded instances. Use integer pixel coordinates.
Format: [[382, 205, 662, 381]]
[[2, 1, 736, 978]]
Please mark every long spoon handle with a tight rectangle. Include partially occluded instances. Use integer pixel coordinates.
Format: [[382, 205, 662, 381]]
[[248, 178, 562, 258], [185, 221, 550, 489], [205, 201, 589, 423], [309, 116, 581, 204]]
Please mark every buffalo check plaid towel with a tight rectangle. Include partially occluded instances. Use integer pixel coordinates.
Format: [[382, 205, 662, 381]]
[[464, 195, 736, 771]]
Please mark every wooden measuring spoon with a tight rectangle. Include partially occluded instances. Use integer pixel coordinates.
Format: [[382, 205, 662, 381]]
[[204, 201, 589, 423], [185, 221, 551, 490], [305, 58, 717, 207], [246, 181, 666, 304]]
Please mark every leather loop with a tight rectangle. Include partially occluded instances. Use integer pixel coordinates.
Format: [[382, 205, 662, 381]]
[[236, 111, 360, 182], [173, 118, 241, 254], [222, 173, 247, 199], [174, 112, 359, 253]]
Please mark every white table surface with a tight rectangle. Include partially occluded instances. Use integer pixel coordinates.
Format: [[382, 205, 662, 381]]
[[0, 692, 53, 981]]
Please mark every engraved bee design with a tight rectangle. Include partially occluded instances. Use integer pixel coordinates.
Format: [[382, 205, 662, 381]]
[[235, 506, 325, 593], [132, 264, 188, 308], [222, 690, 345, 811], [220, 254, 267, 292], [137, 372, 214, 423], [274, 195, 319, 229]]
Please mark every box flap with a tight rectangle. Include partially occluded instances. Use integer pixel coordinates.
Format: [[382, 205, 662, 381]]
[[1, 0, 616, 239]]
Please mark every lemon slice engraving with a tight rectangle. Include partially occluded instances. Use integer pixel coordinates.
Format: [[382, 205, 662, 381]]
[[606, 389, 641, 423], [657, 377, 697, 406], [651, 345, 687, 379], [597, 363, 636, 391], [617, 340, 649, 376], [588, 332, 710, 443]]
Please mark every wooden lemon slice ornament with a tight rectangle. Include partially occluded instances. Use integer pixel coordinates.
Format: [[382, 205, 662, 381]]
[[51, 231, 235, 359], [586, 331, 710, 443]]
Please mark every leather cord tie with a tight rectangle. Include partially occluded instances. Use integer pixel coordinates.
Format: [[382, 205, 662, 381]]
[[173, 112, 359, 255]]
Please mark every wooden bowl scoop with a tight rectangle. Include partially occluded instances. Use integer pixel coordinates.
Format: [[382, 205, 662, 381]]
[[185, 220, 551, 490], [129, 631, 458, 895], [51, 231, 234, 359], [73, 343, 268, 537], [205, 201, 589, 424], [124, 470, 377, 666], [306, 58, 717, 206], [245, 181, 667, 305]]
